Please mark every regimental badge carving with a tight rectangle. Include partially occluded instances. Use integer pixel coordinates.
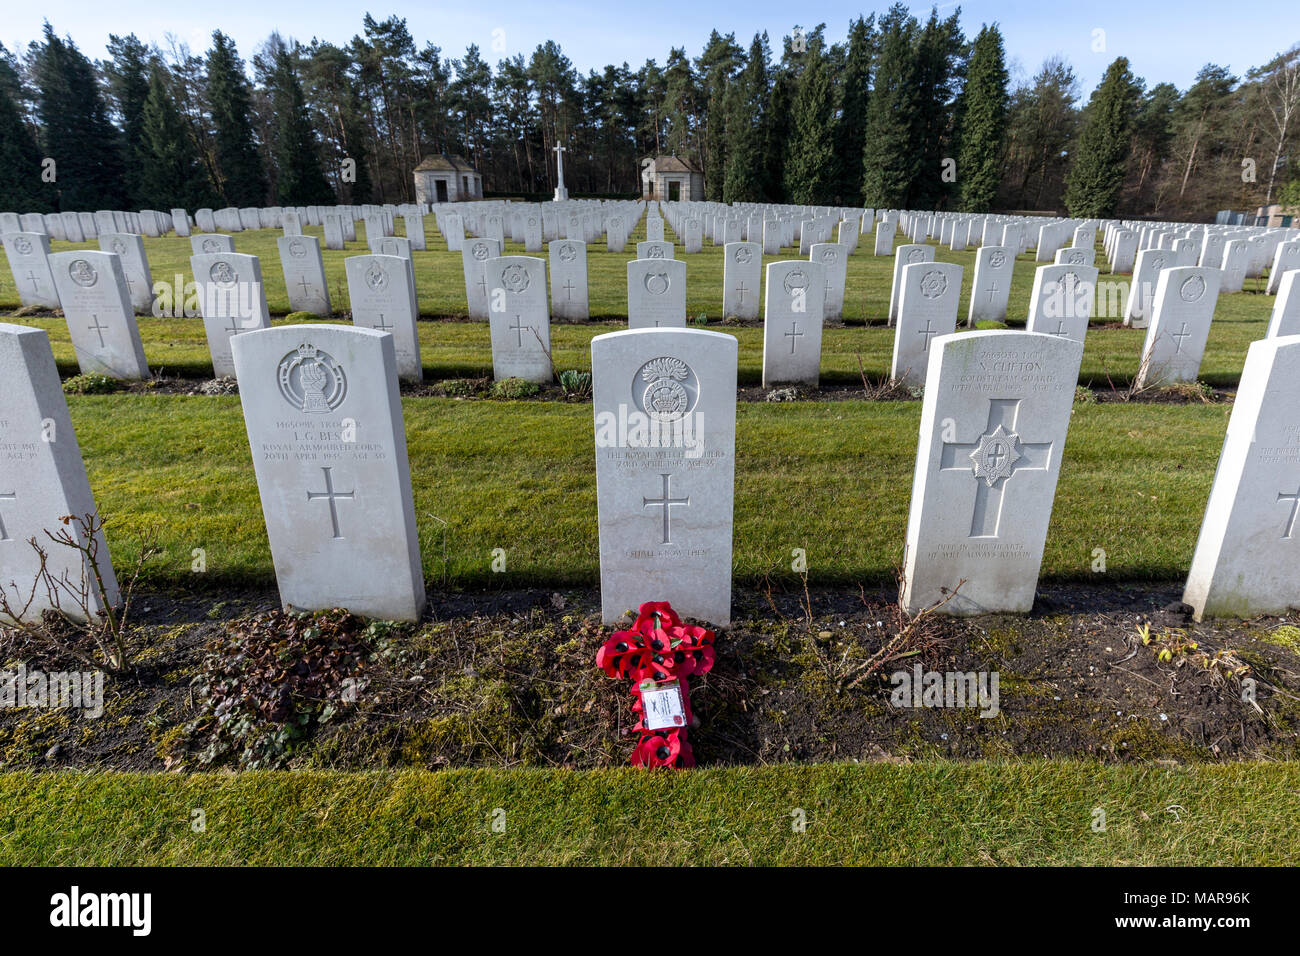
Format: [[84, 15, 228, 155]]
[[1180, 274, 1206, 302], [69, 259, 98, 287], [822, 248, 838, 263], [111, 238, 126, 256], [969, 424, 1022, 486], [735, 246, 752, 264], [907, 248, 926, 264], [1150, 256, 1165, 271], [202, 238, 221, 253], [783, 268, 809, 297], [633, 356, 699, 423], [920, 270, 948, 299], [14, 236, 31, 255], [644, 271, 671, 295], [1067, 251, 1084, 264], [278, 344, 348, 414], [365, 260, 388, 292], [210, 261, 238, 287], [288, 239, 307, 258], [647, 246, 665, 259], [559, 243, 577, 263], [472, 242, 490, 260], [1049, 271, 1080, 296], [501, 264, 530, 294], [989, 251, 1006, 268], [528, 218, 537, 228]]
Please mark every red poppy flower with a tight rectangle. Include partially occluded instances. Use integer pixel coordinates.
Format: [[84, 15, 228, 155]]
[[631, 730, 687, 767]]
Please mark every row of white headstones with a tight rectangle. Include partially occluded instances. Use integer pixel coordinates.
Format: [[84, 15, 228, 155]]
[[3, 313, 1297, 630]]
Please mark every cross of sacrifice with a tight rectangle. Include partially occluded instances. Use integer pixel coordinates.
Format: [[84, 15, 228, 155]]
[[939, 398, 1055, 538]]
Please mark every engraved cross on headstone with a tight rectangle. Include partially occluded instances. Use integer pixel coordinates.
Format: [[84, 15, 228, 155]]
[[785, 321, 804, 354], [563, 279, 576, 300], [918, 319, 940, 352], [985, 280, 998, 303], [25, 271, 39, 291], [939, 398, 1055, 538], [1170, 322, 1192, 353], [735, 280, 748, 304], [373, 313, 392, 332], [509, 316, 532, 347], [643, 472, 690, 545], [306, 466, 355, 539], [1278, 486, 1300, 539], [88, 314, 109, 348], [0, 490, 15, 541], [297, 276, 313, 298]]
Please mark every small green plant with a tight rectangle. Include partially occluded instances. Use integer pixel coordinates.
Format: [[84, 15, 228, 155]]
[[559, 369, 592, 397], [692, 313, 709, 326], [284, 311, 321, 322], [1075, 385, 1097, 404], [63, 374, 122, 395], [442, 378, 478, 398], [490, 377, 540, 400], [974, 319, 1009, 331]]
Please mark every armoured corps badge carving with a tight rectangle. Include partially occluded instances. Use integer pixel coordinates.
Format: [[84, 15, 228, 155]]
[[783, 268, 809, 297], [644, 271, 671, 295], [1180, 274, 1206, 302], [277, 344, 348, 414], [69, 259, 98, 287], [365, 260, 388, 292]]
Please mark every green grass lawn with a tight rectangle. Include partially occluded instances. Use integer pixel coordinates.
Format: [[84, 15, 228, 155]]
[[67, 396, 1229, 589], [2, 762, 1295, 865], [1, 216, 1276, 387]]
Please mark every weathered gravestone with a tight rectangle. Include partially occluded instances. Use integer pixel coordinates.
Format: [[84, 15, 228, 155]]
[[191, 252, 273, 378], [636, 240, 674, 260], [1025, 264, 1099, 344], [968, 245, 1015, 326], [1124, 248, 1173, 328], [1266, 270, 1300, 338], [1055, 246, 1096, 267], [487, 255, 552, 383], [171, 209, 191, 237], [323, 214, 345, 251], [1184, 335, 1300, 619], [403, 211, 426, 251], [762, 261, 825, 387], [191, 234, 235, 256], [1266, 241, 1300, 294], [2, 233, 60, 309], [901, 330, 1083, 614], [723, 241, 761, 321], [889, 244, 935, 325], [549, 239, 589, 320], [627, 259, 687, 329], [591, 328, 737, 626], [96, 233, 154, 314], [892, 261, 963, 389], [369, 235, 412, 261], [461, 237, 502, 320], [48, 251, 150, 380], [279, 235, 332, 316], [645, 217, 665, 242], [873, 220, 898, 256], [0, 324, 120, 622], [345, 254, 422, 381], [810, 243, 847, 321], [1134, 267, 1222, 388], [231, 325, 425, 621], [681, 218, 703, 254]]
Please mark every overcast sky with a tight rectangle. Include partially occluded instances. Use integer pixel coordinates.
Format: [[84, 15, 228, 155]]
[[5, 0, 1298, 98]]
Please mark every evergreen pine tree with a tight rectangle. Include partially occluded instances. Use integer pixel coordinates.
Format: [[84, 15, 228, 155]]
[[860, 5, 920, 207], [1064, 56, 1141, 217], [268, 46, 334, 205], [206, 31, 265, 206], [139, 65, 215, 209], [31, 23, 125, 209], [722, 33, 771, 203], [105, 34, 151, 207], [763, 69, 793, 201], [956, 24, 1009, 212], [783, 30, 836, 204], [835, 16, 875, 202], [0, 81, 52, 211], [910, 8, 965, 209]]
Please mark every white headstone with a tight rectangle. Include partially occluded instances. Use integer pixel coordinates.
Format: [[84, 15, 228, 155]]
[[592, 328, 737, 625], [231, 325, 425, 621], [901, 330, 1083, 614], [723, 241, 761, 321], [279, 235, 332, 315], [461, 237, 502, 320], [889, 244, 935, 325], [346, 254, 422, 381], [191, 252, 273, 378], [810, 242, 847, 321], [2, 233, 60, 309], [549, 239, 589, 320], [968, 245, 1014, 326], [1025, 264, 1099, 344], [892, 261, 962, 389], [1134, 267, 1222, 388], [487, 255, 552, 383], [1266, 270, 1300, 338], [0, 323, 120, 621], [1123, 248, 1174, 328], [762, 261, 825, 387], [191, 234, 235, 256], [48, 251, 150, 380], [1184, 334, 1300, 619], [636, 240, 675, 261], [627, 259, 687, 329]]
